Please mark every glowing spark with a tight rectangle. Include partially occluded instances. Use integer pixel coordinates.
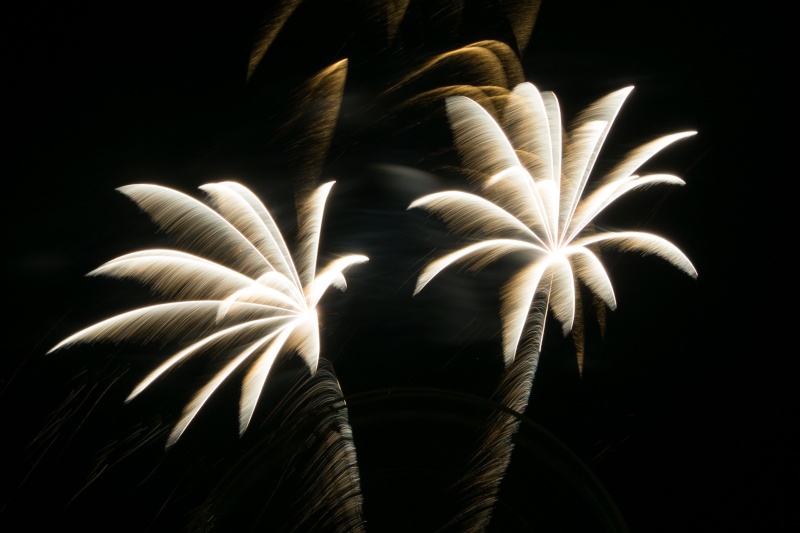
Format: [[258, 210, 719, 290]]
[[49, 181, 367, 449]]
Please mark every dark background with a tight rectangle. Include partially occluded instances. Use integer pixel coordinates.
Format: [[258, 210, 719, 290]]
[[3, 1, 791, 531]]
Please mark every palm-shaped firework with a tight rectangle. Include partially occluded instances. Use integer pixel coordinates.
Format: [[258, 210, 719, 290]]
[[409, 82, 697, 531], [49, 181, 368, 449]]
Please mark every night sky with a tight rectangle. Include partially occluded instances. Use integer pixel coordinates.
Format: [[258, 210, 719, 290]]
[[3, 1, 791, 531]]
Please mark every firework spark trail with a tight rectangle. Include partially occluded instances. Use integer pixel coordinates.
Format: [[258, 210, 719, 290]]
[[248, 0, 413, 82], [380, 40, 526, 102], [247, 0, 305, 81], [277, 359, 365, 532], [190, 359, 365, 531], [411, 83, 697, 531], [439, 297, 546, 532]]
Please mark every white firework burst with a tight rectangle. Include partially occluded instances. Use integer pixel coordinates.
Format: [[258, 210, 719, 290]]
[[50, 181, 368, 448], [410, 82, 698, 367]]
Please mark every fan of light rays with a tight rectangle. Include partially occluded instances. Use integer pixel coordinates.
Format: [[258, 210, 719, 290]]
[[411, 82, 697, 369], [409, 82, 697, 532], [48, 180, 368, 450]]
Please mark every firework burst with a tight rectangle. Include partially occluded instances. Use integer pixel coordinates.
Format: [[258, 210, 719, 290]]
[[410, 82, 697, 531], [49, 181, 368, 449]]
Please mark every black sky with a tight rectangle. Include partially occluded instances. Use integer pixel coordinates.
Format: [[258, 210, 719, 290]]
[[3, 1, 792, 531]]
